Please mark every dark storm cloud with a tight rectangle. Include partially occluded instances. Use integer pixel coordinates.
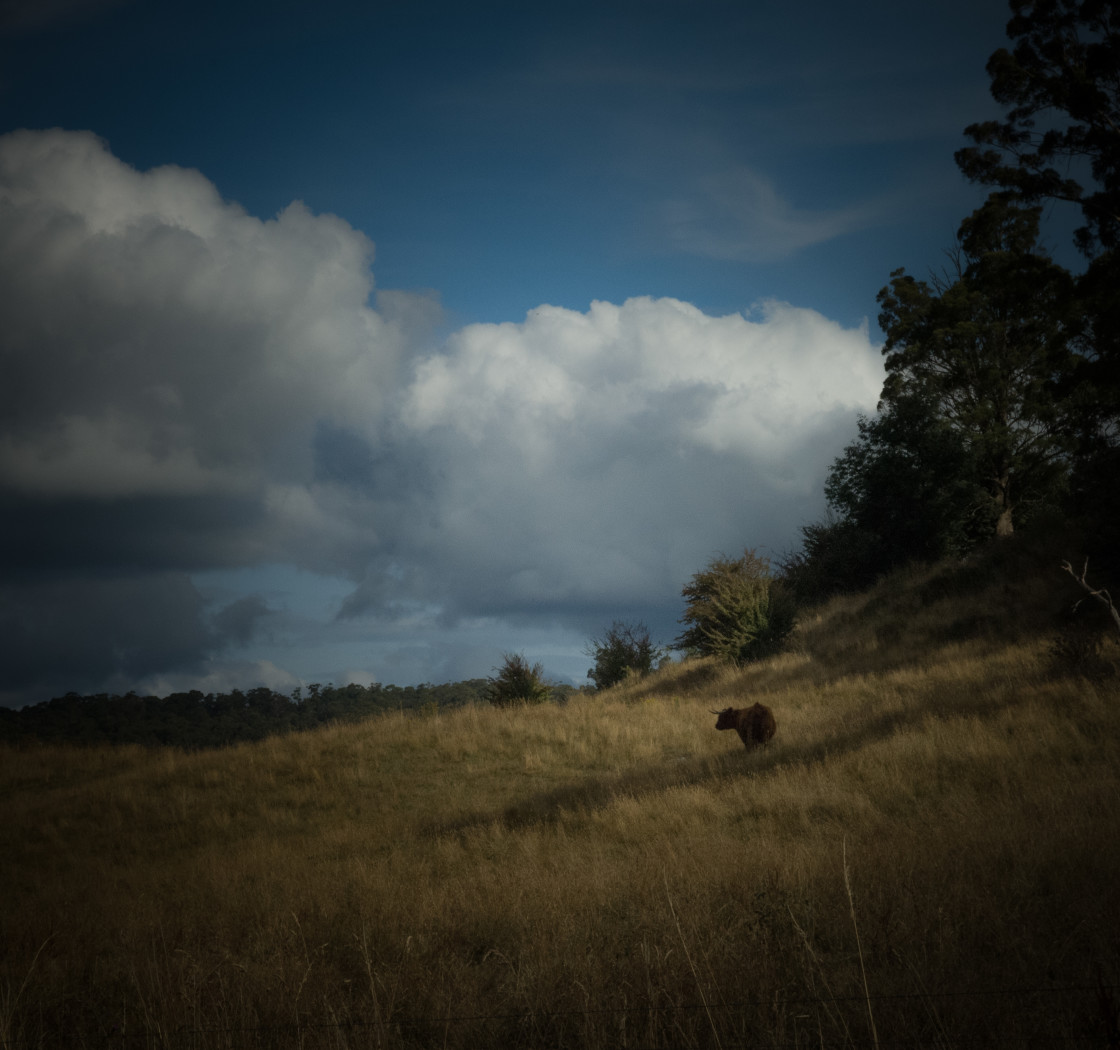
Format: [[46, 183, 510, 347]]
[[0, 129, 412, 705], [0, 0, 130, 35], [211, 594, 272, 648], [0, 572, 212, 706], [0, 493, 267, 578]]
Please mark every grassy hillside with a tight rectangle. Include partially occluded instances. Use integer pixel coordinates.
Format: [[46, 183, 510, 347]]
[[2, 539, 1119, 1049]]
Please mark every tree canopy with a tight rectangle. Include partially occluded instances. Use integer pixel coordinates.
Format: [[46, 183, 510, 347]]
[[958, 0, 1120, 462], [826, 390, 988, 562], [780, 0, 1119, 601], [877, 195, 1078, 536], [956, 0, 1120, 256]]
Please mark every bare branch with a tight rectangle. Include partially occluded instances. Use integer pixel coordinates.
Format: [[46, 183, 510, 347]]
[[1060, 558, 1120, 637]]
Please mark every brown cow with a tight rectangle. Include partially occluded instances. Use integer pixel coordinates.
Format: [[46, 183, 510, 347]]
[[712, 703, 776, 749]]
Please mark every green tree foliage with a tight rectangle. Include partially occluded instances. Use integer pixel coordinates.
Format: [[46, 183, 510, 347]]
[[585, 620, 661, 690], [779, 518, 882, 605], [784, 1, 1118, 599], [956, 0, 1120, 256], [877, 195, 1078, 537], [956, 0, 1120, 519], [676, 549, 795, 664], [827, 391, 993, 560], [782, 392, 992, 605], [484, 653, 552, 707]]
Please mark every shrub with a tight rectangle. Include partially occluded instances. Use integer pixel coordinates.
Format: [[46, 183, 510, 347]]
[[585, 620, 662, 691], [485, 653, 552, 707], [676, 549, 796, 665]]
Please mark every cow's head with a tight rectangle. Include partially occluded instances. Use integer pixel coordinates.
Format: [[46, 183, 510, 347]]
[[712, 707, 737, 731]]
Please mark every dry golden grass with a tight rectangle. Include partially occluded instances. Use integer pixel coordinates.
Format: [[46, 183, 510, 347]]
[[2, 542, 1119, 1048]]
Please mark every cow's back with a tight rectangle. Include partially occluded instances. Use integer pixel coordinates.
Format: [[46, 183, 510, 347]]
[[740, 703, 776, 745]]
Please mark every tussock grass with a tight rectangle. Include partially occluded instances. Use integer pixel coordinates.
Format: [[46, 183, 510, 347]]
[[3, 541, 1120, 1048]]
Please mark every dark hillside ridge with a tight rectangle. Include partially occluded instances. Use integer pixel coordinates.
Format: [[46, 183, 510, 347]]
[[0, 678, 501, 749]]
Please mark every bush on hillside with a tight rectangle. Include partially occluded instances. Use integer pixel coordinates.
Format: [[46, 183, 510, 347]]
[[485, 653, 552, 707], [585, 620, 662, 691], [676, 549, 795, 665]]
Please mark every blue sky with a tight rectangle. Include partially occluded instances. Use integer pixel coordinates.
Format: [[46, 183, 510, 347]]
[[0, 0, 1016, 705]]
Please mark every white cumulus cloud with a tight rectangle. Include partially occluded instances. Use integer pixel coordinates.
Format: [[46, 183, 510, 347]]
[[351, 294, 883, 623]]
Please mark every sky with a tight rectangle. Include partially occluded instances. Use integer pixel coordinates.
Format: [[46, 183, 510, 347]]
[[0, 0, 1017, 707]]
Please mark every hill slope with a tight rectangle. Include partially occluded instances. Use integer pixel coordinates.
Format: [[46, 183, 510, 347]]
[[2, 539, 1118, 1049]]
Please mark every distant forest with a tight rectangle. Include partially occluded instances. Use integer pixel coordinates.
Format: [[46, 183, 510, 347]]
[[0, 679, 579, 750]]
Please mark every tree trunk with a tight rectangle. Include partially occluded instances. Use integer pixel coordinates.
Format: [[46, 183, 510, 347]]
[[994, 472, 1014, 537]]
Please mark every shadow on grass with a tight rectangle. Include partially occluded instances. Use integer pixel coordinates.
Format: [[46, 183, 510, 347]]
[[425, 678, 1026, 840]]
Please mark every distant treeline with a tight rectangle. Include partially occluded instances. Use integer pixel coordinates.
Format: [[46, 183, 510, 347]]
[[0, 679, 534, 750]]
